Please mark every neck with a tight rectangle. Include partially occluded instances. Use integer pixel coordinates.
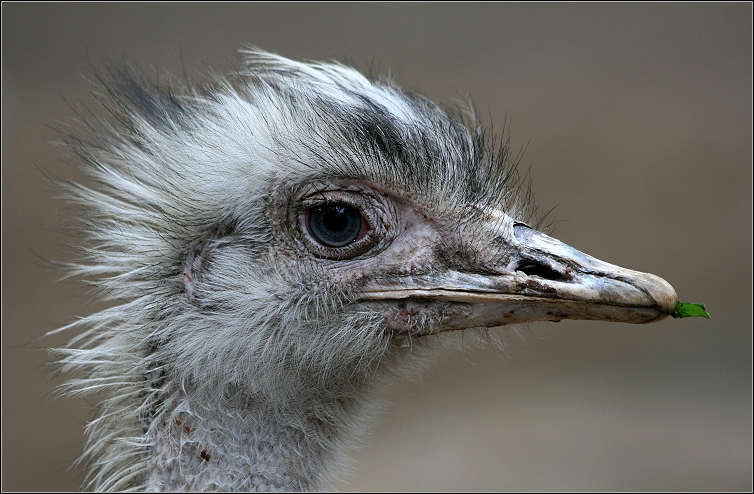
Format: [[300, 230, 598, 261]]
[[75, 363, 378, 492], [132, 361, 385, 493], [69, 320, 439, 491], [143, 397, 340, 491]]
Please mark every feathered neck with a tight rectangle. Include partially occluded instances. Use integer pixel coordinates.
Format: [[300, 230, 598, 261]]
[[60, 340, 386, 491], [142, 388, 345, 491], [54, 303, 433, 491]]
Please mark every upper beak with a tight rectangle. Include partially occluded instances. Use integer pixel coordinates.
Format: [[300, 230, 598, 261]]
[[361, 223, 678, 333]]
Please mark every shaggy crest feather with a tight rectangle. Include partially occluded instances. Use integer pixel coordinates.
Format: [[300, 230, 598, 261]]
[[50, 47, 599, 491]]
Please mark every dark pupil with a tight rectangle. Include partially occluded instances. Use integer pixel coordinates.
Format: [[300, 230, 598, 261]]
[[308, 203, 363, 247]]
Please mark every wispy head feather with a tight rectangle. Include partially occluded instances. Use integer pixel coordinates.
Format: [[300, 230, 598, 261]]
[[52, 48, 530, 491]]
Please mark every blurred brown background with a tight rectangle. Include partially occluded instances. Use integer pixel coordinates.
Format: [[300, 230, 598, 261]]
[[2, 3, 751, 491]]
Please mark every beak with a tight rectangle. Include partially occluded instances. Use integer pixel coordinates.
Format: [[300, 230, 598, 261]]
[[361, 222, 678, 334]]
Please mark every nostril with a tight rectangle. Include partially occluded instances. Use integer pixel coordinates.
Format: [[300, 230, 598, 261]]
[[517, 262, 566, 281]]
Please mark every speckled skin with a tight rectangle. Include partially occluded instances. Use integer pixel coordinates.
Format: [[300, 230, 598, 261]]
[[145, 409, 328, 491]]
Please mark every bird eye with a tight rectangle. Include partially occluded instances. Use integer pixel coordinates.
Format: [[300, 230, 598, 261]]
[[306, 203, 366, 248]]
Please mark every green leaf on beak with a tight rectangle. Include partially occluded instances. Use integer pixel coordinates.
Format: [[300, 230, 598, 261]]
[[671, 301, 710, 319]]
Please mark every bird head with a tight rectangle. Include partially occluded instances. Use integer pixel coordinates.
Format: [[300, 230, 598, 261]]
[[61, 48, 677, 414]]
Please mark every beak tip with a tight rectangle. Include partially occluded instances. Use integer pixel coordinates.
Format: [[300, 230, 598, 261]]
[[646, 273, 679, 315]]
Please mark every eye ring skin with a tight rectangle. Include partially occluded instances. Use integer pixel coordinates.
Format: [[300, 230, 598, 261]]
[[294, 184, 396, 261]]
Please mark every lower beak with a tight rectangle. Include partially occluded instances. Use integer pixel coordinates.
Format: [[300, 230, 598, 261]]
[[361, 226, 678, 333]]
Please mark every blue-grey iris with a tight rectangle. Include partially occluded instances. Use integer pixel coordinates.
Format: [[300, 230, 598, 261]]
[[307, 203, 363, 247]]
